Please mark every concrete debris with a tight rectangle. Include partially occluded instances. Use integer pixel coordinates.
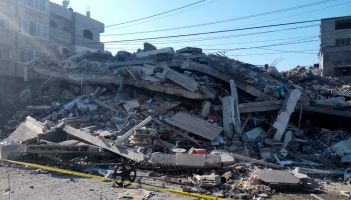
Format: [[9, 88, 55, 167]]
[[2, 44, 351, 199]]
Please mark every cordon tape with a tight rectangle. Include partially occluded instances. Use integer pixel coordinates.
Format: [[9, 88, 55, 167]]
[[3, 159, 226, 200]]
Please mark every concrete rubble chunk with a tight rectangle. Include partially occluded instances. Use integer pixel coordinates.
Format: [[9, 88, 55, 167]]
[[270, 89, 301, 141], [4, 116, 48, 143], [161, 63, 199, 92], [256, 169, 300, 186], [136, 47, 174, 59], [63, 125, 146, 162], [176, 47, 202, 54]]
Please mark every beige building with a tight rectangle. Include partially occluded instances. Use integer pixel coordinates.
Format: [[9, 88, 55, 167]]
[[0, 0, 104, 78], [319, 16, 351, 82]]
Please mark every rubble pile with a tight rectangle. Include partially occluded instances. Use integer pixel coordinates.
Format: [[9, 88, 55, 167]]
[[1, 44, 351, 199]]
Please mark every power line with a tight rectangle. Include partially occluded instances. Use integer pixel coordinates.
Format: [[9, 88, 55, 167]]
[[0, 23, 318, 51], [79, 0, 207, 32], [104, 0, 218, 33], [225, 51, 318, 57], [100, 20, 320, 43], [104, 35, 318, 47], [102, 0, 336, 36]]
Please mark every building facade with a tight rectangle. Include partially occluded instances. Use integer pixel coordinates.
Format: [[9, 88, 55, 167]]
[[0, 0, 104, 78], [319, 16, 351, 82]]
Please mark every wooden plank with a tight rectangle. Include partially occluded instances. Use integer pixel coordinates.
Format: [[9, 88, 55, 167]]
[[165, 112, 223, 140]]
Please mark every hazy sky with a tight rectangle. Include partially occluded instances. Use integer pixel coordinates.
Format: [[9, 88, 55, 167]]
[[51, 0, 351, 71]]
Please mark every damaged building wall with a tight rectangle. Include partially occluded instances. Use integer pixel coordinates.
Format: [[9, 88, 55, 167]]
[[319, 15, 351, 82]]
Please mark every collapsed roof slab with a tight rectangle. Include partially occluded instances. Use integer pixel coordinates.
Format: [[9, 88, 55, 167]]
[[181, 61, 262, 97], [33, 66, 211, 100]]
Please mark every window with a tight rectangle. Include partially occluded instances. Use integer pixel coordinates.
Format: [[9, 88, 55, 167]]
[[336, 38, 351, 46], [18, 48, 44, 63], [83, 29, 93, 40], [17, 0, 49, 13], [335, 19, 351, 30], [20, 18, 48, 39], [0, 50, 10, 60], [0, 18, 11, 29], [19, 48, 33, 63], [335, 67, 351, 76]]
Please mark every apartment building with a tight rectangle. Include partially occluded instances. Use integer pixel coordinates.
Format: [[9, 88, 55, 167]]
[[319, 16, 351, 82], [0, 0, 104, 78]]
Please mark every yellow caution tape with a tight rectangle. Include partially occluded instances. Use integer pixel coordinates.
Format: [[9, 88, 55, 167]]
[[4, 160, 226, 200]]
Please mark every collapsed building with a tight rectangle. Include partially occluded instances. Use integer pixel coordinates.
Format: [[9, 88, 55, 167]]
[[1, 43, 351, 199]]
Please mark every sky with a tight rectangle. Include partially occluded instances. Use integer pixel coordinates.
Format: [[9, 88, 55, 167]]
[[51, 0, 351, 71]]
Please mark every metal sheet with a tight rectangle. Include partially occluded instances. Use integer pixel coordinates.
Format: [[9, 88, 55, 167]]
[[165, 112, 223, 140]]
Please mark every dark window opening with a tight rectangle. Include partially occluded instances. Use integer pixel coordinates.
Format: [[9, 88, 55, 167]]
[[50, 20, 57, 28], [335, 67, 351, 76], [83, 29, 93, 40], [335, 19, 351, 30], [62, 48, 68, 56]]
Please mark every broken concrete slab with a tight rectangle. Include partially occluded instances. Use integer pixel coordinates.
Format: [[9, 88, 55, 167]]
[[329, 137, 351, 163], [165, 112, 223, 141], [114, 116, 153, 146], [230, 80, 241, 134], [176, 47, 202, 54], [270, 89, 301, 141], [24, 144, 98, 153], [136, 47, 174, 59], [242, 127, 267, 142], [63, 125, 146, 162], [210, 150, 235, 166], [222, 96, 234, 139], [60, 50, 91, 66], [256, 169, 300, 187], [175, 153, 221, 169], [161, 63, 199, 92], [4, 116, 48, 143], [181, 61, 262, 97], [239, 98, 310, 113]]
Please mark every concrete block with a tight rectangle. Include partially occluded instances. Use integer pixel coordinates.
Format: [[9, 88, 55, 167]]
[[176, 154, 205, 168], [195, 175, 221, 187], [210, 150, 235, 166], [0, 142, 21, 159], [148, 153, 176, 164]]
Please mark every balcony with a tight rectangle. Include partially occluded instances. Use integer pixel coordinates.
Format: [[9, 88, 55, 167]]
[[50, 27, 72, 43], [49, 2, 72, 21]]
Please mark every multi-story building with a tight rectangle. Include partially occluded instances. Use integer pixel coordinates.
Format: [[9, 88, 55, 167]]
[[0, 0, 104, 78], [319, 16, 351, 82]]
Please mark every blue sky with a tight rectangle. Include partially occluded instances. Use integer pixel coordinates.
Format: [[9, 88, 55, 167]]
[[51, 0, 351, 71]]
